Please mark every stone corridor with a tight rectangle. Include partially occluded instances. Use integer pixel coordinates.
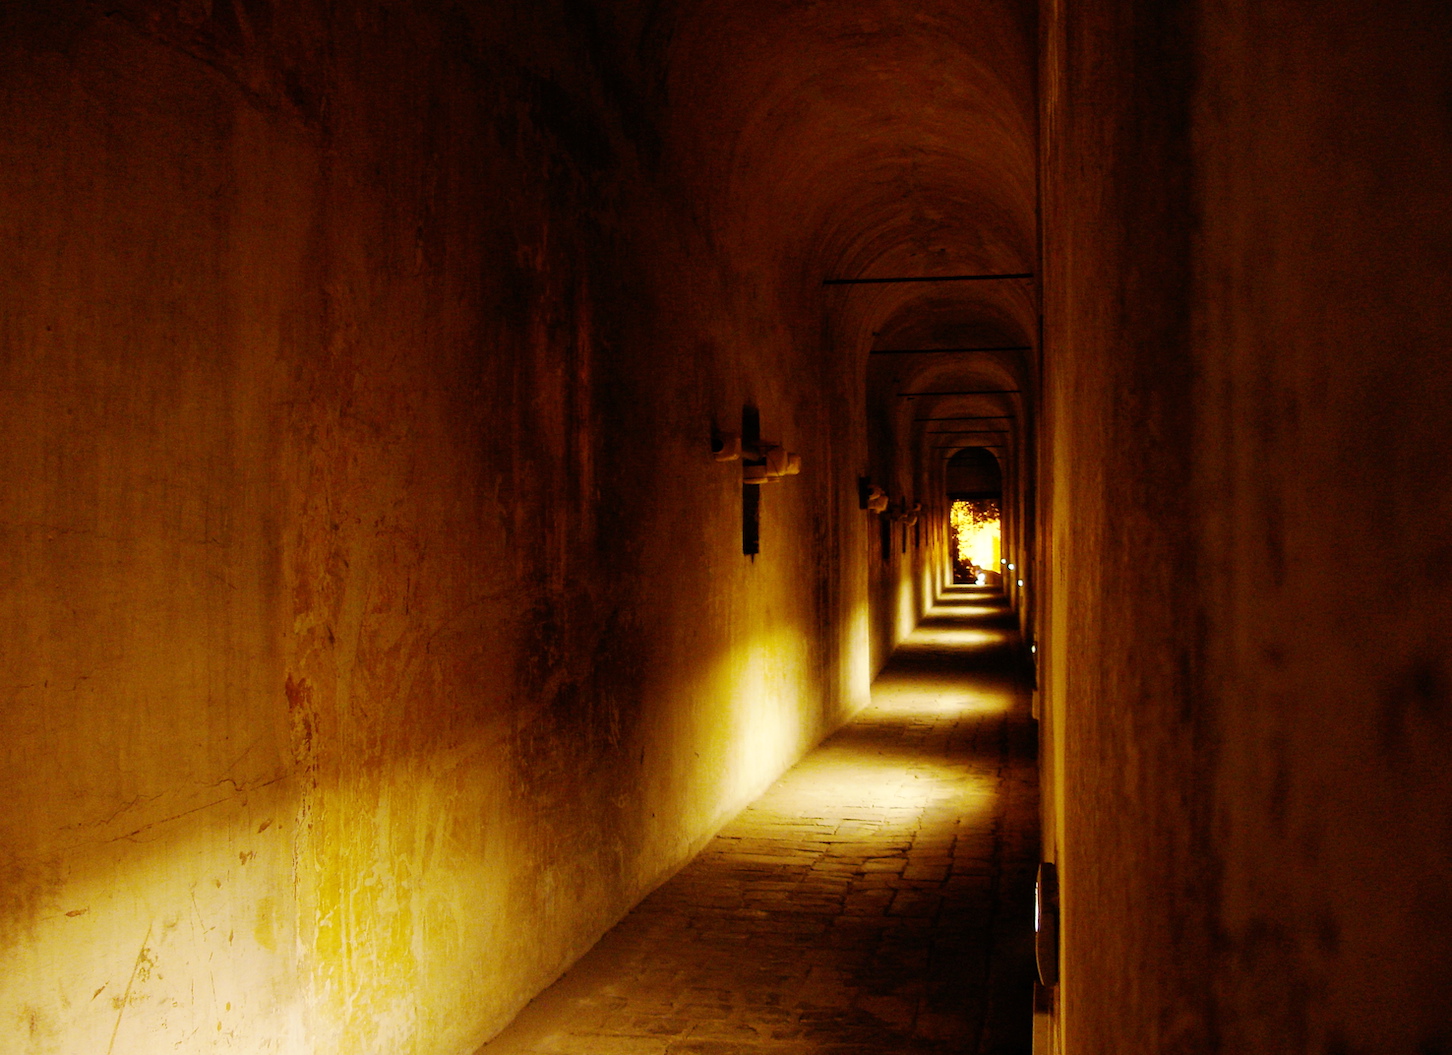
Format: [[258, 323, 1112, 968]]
[[479, 585, 1039, 1055]]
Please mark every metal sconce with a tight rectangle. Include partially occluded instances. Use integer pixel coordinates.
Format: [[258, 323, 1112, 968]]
[[712, 431, 801, 482], [718, 411, 801, 558], [712, 431, 742, 461]]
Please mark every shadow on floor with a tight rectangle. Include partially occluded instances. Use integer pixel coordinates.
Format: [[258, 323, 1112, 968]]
[[479, 587, 1039, 1055]]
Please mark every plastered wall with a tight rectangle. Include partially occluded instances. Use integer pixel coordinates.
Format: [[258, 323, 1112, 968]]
[[18, 0, 1437, 1051], [1038, 0, 1452, 1050], [0, 4, 870, 1052]]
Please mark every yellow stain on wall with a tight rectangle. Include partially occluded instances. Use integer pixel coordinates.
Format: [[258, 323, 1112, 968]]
[[0, 779, 307, 1054], [255, 896, 277, 952]]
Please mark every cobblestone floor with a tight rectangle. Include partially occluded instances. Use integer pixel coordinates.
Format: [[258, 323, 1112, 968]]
[[479, 585, 1039, 1055]]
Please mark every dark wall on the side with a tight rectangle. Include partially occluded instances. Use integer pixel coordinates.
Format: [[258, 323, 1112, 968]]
[[0, 4, 868, 1051], [1038, 0, 1452, 1051]]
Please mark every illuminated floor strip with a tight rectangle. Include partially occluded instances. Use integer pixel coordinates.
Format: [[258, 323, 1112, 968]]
[[479, 585, 1039, 1054]]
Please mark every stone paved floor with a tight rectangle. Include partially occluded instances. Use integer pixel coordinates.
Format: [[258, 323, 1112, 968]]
[[478, 585, 1039, 1055]]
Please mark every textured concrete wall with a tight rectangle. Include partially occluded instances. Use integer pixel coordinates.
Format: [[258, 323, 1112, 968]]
[[1038, 2, 1210, 1048], [1194, 3, 1452, 1048], [1039, 0, 1452, 1050], [0, 4, 868, 1052]]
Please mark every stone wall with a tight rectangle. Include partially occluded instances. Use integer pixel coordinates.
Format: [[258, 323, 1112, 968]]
[[0, 4, 868, 1051], [1037, 0, 1452, 1050]]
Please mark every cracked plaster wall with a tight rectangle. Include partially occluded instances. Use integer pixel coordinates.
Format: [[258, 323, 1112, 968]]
[[0, 4, 867, 1052]]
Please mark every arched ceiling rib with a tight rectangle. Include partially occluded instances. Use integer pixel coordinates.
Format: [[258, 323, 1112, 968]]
[[665, 0, 1039, 347]]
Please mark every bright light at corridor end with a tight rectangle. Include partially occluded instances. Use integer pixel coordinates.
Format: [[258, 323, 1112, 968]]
[[950, 500, 999, 584]]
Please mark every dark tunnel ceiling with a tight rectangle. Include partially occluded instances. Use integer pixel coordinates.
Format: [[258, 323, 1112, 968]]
[[664, 0, 1040, 395], [946, 445, 1004, 494]]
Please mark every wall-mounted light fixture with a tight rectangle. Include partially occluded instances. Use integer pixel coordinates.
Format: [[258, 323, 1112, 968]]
[[895, 502, 921, 527], [713, 429, 801, 482], [759, 444, 801, 481], [742, 444, 802, 483], [719, 412, 801, 557], [712, 430, 742, 461]]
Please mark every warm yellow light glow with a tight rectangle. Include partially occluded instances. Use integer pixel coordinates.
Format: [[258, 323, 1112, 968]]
[[704, 619, 816, 807], [904, 626, 1005, 649], [0, 779, 312, 1054], [932, 606, 997, 618], [950, 500, 1000, 582], [846, 600, 873, 710], [895, 575, 918, 644], [775, 739, 996, 815]]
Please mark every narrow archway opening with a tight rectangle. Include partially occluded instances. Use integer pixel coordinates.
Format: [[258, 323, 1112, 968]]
[[951, 498, 1001, 584], [945, 446, 1004, 585]]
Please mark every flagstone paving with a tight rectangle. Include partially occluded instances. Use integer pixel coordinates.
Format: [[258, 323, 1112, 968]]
[[479, 585, 1039, 1055]]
